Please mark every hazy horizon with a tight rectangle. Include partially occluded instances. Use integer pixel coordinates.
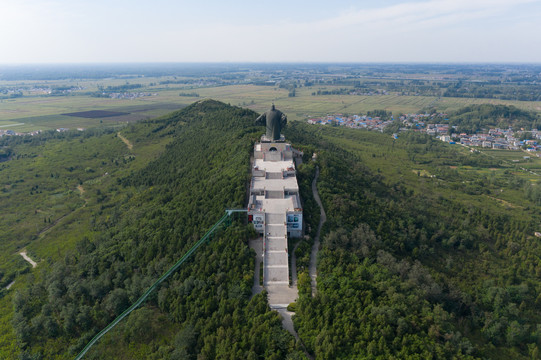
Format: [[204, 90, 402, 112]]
[[1, 61, 541, 66], [1, 0, 540, 64]]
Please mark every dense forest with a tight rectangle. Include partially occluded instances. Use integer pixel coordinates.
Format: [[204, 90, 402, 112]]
[[286, 123, 541, 359], [3, 101, 304, 359]]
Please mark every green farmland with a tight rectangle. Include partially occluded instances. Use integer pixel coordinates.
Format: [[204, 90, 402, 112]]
[[2, 79, 541, 132]]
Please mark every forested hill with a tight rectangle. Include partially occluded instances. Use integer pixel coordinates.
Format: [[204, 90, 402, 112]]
[[4, 99, 541, 360], [287, 123, 541, 359], [6, 100, 304, 359], [444, 104, 540, 133]]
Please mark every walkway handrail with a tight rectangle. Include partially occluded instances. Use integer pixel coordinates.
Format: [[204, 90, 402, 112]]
[[75, 209, 246, 360]]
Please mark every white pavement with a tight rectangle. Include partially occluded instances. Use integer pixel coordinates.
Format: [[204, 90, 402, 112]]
[[248, 138, 302, 339], [263, 212, 299, 337], [264, 213, 289, 286]]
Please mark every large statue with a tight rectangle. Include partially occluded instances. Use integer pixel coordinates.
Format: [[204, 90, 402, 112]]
[[255, 104, 287, 141]]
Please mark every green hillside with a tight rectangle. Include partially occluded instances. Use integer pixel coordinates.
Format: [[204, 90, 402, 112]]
[[444, 104, 540, 133], [1, 100, 540, 359], [287, 123, 541, 359], [1, 100, 303, 359]]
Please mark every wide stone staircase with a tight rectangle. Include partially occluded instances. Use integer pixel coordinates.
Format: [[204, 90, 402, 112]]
[[263, 213, 289, 286]]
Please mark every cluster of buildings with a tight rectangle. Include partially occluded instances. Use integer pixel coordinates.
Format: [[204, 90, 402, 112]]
[[307, 114, 394, 131], [1, 127, 87, 137], [399, 113, 447, 130], [398, 114, 541, 151], [0, 86, 84, 97], [307, 112, 541, 153], [452, 129, 541, 151], [404, 115, 538, 150], [0, 129, 41, 137]]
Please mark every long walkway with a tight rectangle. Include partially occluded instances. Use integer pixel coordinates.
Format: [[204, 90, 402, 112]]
[[247, 138, 303, 339], [264, 213, 289, 286], [309, 166, 326, 297]]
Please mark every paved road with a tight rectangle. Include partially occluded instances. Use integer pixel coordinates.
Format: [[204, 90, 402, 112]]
[[249, 238, 264, 296], [275, 307, 299, 340], [309, 166, 326, 297]]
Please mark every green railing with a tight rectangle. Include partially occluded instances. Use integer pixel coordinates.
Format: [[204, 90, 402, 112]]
[[75, 209, 246, 360]]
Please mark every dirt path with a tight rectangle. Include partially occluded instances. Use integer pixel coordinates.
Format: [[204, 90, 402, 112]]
[[6, 281, 15, 290], [37, 211, 71, 236], [309, 166, 326, 297], [117, 132, 133, 150], [37, 185, 88, 237], [276, 308, 299, 340], [77, 184, 89, 206], [487, 195, 523, 209], [19, 250, 37, 268]]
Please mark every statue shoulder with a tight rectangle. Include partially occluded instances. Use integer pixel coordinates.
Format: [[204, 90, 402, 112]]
[[255, 113, 266, 125]]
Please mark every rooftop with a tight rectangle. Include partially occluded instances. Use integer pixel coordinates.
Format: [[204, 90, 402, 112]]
[[252, 176, 299, 192], [254, 159, 295, 172]]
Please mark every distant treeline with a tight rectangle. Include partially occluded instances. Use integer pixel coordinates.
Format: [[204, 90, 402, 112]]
[[103, 84, 143, 92], [311, 88, 350, 96], [89, 83, 144, 97], [442, 82, 541, 102], [318, 77, 541, 101], [0, 89, 23, 99], [160, 79, 198, 85]]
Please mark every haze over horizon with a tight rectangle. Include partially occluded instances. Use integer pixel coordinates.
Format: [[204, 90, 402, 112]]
[[1, 0, 540, 64]]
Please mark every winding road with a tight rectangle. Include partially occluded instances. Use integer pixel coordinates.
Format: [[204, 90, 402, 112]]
[[309, 166, 326, 297]]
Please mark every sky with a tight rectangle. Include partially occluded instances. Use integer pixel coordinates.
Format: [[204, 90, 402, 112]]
[[1, 0, 540, 64]]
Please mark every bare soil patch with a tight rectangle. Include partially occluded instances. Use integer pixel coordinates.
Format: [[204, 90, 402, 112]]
[[19, 250, 37, 268]]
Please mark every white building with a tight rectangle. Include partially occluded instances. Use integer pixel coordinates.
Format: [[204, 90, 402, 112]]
[[248, 137, 303, 286]]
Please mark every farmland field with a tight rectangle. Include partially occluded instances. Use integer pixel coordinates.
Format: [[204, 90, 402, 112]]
[[62, 110, 130, 118], [195, 85, 541, 120], [1, 75, 541, 132]]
